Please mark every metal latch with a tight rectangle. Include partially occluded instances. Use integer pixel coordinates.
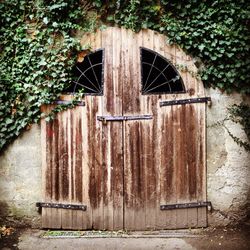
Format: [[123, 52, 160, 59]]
[[97, 115, 153, 122]]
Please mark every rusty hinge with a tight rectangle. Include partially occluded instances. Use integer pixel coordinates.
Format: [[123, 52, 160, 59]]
[[160, 201, 212, 210], [36, 202, 87, 211], [160, 97, 211, 107], [54, 100, 85, 106], [97, 115, 153, 122]]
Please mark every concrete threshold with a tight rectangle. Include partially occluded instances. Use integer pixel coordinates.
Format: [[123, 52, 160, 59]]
[[41, 230, 205, 239]]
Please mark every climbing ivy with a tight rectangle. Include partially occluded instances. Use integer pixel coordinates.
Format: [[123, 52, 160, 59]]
[[95, 0, 250, 93], [0, 0, 249, 151], [209, 103, 250, 151], [0, 0, 95, 150], [228, 103, 250, 151]]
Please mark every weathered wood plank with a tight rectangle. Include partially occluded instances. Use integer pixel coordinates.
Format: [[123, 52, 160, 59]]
[[142, 29, 157, 230], [167, 105, 178, 229], [186, 104, 198, 228], [163, 107, 175, 229], [158, 38, 177, 229], [134, 29, 147, 230], [84, 97, 95, 229], [81, 101, 92, 229], [88, 30, 104, 230], [72, 108, 84, 229], [49, 116, 62, 229], [112, 27, 124, 230], [122, 28, 133, 230], [41, 106, 52, 228], [102, 28, 124, 230], [176, 105, 188, 229], [60, 110, 72, 229], [197, 103, 207, 227]]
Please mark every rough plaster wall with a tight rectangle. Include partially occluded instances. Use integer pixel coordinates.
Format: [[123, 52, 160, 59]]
[[0, 89, 249, 227], [0, 124, 42, 227], [206, 88, 250, 225]]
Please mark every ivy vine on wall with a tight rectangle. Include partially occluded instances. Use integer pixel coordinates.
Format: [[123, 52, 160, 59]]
[[0, 0, 249, 151], [228, 103, 250, 151], [0, 0, 94, 150]]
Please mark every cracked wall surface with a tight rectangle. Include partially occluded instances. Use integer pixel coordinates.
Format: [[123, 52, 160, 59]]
[[206, 88, 250, 225], [0, 88, 249, 227]]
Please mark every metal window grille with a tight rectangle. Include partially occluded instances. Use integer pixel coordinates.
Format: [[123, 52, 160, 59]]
[[65, 49, 104, 95], [140, 47, 185, 94]]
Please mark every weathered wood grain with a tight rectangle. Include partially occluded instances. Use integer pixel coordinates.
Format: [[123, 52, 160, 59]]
[[41, 27, 208, 230]]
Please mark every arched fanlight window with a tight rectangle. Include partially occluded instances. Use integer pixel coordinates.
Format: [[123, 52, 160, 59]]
[[65, 49, 104, 95], [140, 47, 185, 94]]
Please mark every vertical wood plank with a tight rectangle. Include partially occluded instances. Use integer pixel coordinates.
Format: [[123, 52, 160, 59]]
[[86, 97, 96, 229], [154, 32, 168, 230], [101, 28, 125, 230], [41, 106, 52, 228], [160, 106, 175, 229], [160, 36, 178, 229], [122, 28, 133, 230], [143, 29, 157, 230], [187, 104, 198, 228], [169, 105, 178, 229], [197, 103, 207, 227], [112, 27, 124, 230], [71, 108, 84, 229], [60, 110, 71, 229], [103, 28, 114, 230], [96, 30, 105, 230], [176, 105, 189, 228], [81, 101, 92, 229], [134, 29, 147, 230], [88, 30, 104, 230], [78, 32, 93, 229], [50, 116, 62, 229]]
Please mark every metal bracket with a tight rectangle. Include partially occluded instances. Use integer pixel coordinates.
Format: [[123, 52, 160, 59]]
[[160, 201, 212, 210], [36, 202, 87, 211], [160, 97, 211, 107], [54, 100, 85, 106], [97, 115, 153, 122]]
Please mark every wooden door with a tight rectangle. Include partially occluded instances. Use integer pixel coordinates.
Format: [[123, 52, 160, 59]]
[[40, 29, 124, 230], [40, 27, 208, 230]]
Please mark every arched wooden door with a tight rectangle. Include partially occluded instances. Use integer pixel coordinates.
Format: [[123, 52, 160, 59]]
[[40, 27, 209, 230]]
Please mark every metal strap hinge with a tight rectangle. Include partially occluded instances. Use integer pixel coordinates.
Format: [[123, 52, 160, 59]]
[[160, 201, 212, 211], [160, 97, 211, 107], [54, 100, 85, 106], [36, 202, 87, 211]]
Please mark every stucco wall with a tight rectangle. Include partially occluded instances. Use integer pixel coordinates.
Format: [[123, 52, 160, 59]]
[[0, 88, 249, 227], [0, 125, 42, 227], [206, 88, 250, 225]]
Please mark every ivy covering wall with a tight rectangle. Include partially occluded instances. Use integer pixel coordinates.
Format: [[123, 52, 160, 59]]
[[0, 0, 249, 151]]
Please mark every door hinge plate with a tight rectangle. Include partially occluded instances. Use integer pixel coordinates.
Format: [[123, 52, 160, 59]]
[[160, 97, 211, 107], [54, 100, 85, 106], [36, 202, 87, 211], [160, 201, 212, 210]]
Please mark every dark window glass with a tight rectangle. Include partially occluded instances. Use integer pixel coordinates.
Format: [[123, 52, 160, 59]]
[[65, 49, 104, 95], [141, 48, 185, 94]]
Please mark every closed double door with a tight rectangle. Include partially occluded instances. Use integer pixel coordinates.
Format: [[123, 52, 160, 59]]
[[41, 27, 208, 230]]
